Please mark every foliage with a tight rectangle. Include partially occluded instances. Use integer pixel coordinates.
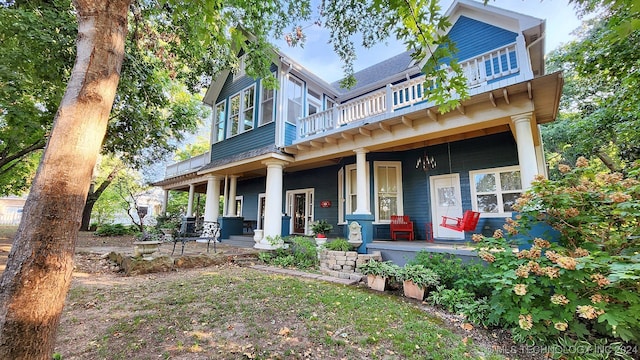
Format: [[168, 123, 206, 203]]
[[358, 259, 400, 278], [155, 214, 181, 230], [324, 238, 350, 252], [427, 286, 476, 314], [458, 297, 494, 329], [407, 251, 473, 289], [259, 236, 318, 269], [543, 3, 640, 173], [474, 158, 640, 346], [397, 264, 439, 289], [310, 219, 333, 236], [94, 223, 136, 237]]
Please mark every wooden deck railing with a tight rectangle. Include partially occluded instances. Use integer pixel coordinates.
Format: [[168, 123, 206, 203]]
[[298, 42, 520, 138]]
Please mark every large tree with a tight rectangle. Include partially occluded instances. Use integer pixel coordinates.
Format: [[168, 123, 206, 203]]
[[0, 1, 205, 198], [542, 1, 640, 175]]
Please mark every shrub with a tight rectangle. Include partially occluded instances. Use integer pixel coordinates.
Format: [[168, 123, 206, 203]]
[[358, 259, 400, 278], [94, 223, 136, 237], [397, 264, 439, 289], [408, 251, 486, 295], [475, 158, 640, 346], [427, 286, 476, 314], [258, 236, 318, 269], [325, 238, 351, 251]]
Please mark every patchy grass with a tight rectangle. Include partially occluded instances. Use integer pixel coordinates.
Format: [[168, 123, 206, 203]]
[[56, 266, 504, 359]]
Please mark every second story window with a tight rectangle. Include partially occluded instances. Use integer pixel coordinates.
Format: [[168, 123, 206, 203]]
[[212, 101, 226, 143], [260, 81, 274, 126], [233, 54, 247, 81], [228, 85, 256, 137], [307, 89, 322, 116], [286, 75, 303, 124]]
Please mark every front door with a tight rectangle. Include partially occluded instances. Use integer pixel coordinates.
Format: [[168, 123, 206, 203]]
[[293, 193, 306, 233], [286, 188, 315, 235], [430, 174, 464, 240]]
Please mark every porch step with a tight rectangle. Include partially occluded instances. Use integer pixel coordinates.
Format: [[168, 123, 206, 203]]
[[223, 235, 256, 248]]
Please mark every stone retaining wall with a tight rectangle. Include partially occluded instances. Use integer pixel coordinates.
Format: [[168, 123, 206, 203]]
[[319, 249, 382, 280]]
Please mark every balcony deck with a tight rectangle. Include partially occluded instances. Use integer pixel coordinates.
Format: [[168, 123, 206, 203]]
[[296, 42, 524, 142]]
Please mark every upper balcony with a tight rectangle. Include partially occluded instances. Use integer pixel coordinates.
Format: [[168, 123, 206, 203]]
[[164, 151, 210, 178], [296, 42, 525, 142]]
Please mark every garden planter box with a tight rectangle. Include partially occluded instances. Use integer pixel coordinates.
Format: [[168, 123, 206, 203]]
[[367, 275, 387, 291], [403, 280, 425, 300]]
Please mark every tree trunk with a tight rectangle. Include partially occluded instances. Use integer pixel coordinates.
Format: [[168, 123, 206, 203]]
[[80, 165, 120, 231], [0, 1, 130, 358]]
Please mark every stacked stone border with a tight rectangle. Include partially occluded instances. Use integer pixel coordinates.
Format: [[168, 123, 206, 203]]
[[318, 249, 382, 281]]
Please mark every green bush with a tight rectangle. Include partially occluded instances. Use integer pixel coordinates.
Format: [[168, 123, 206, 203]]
[[258, 236, 318, 269], [358, 259, 400, 278], [325, 238, 351, 251], [475, 158, 640, 347], [427, 286, 476, 314], [407, 251, 486, 295], [94, 223, 136, 237], [397, 264, 439, 289]]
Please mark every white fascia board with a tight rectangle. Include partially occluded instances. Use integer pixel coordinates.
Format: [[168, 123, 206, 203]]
[[202, 69, 230, 106]]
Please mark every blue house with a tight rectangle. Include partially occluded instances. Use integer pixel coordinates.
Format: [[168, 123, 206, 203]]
[[154, 0, 563, 255]]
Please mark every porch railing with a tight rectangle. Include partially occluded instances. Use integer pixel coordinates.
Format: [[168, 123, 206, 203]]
[[298, 42, 520, 138], [165, 151, 210, 178]]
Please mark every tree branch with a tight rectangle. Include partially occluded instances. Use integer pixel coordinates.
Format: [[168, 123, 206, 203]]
[[0, 139, 46, 169]]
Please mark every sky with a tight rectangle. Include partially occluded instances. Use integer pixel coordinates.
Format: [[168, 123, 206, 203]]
[[274, 0, 585, 83]]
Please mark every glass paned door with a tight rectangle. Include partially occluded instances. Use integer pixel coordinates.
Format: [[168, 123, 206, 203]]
[[430, 174, 464, 240]]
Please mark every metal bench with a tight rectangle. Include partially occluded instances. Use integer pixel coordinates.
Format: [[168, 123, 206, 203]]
[[171, 222, 221, 255]]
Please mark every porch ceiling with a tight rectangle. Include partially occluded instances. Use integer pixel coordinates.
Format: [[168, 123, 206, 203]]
[[282, 71, 563, 168]]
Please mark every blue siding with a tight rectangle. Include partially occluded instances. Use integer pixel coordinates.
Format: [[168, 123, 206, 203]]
[[216, 71, 257, 104], [236, 177, 266, 221], [232, 132, 519, 241], [445, 16, 518, 63], [284, 122, 296, 146], [210, 122, 276, 162]]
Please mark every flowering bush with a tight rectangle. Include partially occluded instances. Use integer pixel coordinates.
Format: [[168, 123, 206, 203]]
[[474, 158, 640, 347]]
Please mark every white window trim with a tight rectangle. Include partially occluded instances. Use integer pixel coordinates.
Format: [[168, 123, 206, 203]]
[[373, 161, 404, 223], [235, 195, 243, 217], [469, 165, 522, 218], [285, 75, 304, 125], [337, 167, 344, 224], [227, 84, 256, 138], [343, 163, 370, 222], [233, 54, 247, 81], [258, 75, 276, 127], [212, 100, 226, 144]]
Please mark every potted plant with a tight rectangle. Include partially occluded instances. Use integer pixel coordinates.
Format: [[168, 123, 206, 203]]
[[397, 264, 440, 300], [358, 259, 399, 291], [310, 219, 333, 246]]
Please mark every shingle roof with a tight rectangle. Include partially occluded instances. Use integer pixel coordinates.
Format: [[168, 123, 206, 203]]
[[331, 51, 415, 94]]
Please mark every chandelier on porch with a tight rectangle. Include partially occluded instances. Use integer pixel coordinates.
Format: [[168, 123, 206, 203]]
[[416, 149, 437, 172]]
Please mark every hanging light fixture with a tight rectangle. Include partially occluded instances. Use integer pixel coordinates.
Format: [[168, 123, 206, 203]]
[[416, 149, 437, 172]]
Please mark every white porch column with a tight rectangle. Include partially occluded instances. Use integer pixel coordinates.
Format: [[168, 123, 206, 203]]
[[353, 148, 371, 215], [226, 175, 239, 216], [202, 175, 221, 238], [512, 113, 539, 190], [186, 183, 195, 217], [255, 160, 288, 249], [161, 189, 169, 215]]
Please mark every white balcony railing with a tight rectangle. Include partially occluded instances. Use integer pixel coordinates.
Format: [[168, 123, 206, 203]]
[[298, 42, 520, 138], [164, 151, 210, 178]]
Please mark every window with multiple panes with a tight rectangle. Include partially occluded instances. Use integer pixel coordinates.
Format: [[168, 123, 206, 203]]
[[233, 54, 247, 81], [286, 75, 303, 124], [212, 101, 225, 143], [307, 89, 322, 116], [228, 85, 255, 137], [470, 166, 522, 215], [260, 80, 275, 126], [374, 161, 403, 222]]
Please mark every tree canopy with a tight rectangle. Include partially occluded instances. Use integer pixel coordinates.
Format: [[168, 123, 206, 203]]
[[542, 1, 640, 175]]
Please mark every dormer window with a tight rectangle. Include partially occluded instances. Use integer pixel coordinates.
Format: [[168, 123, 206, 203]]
[[233, 54, 247, 81]]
